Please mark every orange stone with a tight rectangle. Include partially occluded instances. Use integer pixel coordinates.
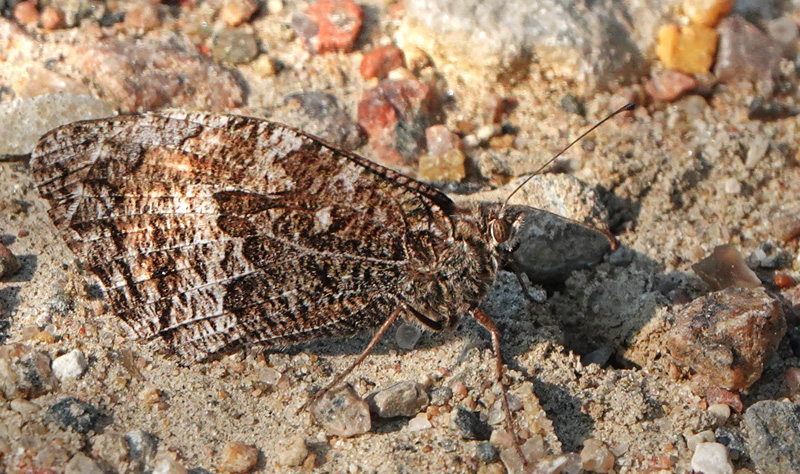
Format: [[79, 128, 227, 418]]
[[683, 0, 733, 27], [13, 1, 39, 26], [40, 6, 64, 30], [656, 23, 718, 75]]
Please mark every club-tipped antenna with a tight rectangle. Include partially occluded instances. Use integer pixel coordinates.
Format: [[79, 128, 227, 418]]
[[499, 102, 635, 212]]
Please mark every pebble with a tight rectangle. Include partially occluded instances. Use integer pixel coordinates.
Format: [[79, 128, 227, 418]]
[[47, 397, 101, 434], [691, 245, 761, 291], [723, 178, 741, 194], [126, 429, 159, 468], [581, 347, 614, 367], [705, 387, 743, 412], [0, 344, 58, 399], [786, 367, 800, 394], [687, 430, 716, 452], [219, 0, 259, 26], [90, 430, 130, 468], [65, 453, 105, 474], [666, 287, 786, 390], [152, 456, 189, 474], [267, 0, 284, 14], [73, 40, 244, 113], [450, 407, 491, 440], [52, 349, 88, 381], [645, 69, 696, 102], [284, 91, 363, 149], [0, 242, 20, 279], [708, 403, 731, 427], [683, 0, 733, 27], [10, 398, 40, 415], [417, 149, 467, 182], [360, 45, 405, 79], [211, 29, 260, 65], [219, 442, 259, 473], [138, 383, 162, 405], [499, 437, 548, 474], [580, 438, 615, 473], [744, 135, 769, 169], [255, 366, 281, 386], [123, 1, 161, 31], [394, 321, 422, 350], [429, 386, 453, 406], [357, 78, 438, 165], [291, 0, 364, 54], [476, 441, 498, 463], [714, 426, 747, 461], [715, 15, 781, 83], [310, 384, 371, 437], [276, 435, 308, 467], [425, 125, 462, 156], [747, 97, 799, 122], [691, 442, 733, 474], [744, 400, 800, 473], [407, 412, 432, 432], [40, 6, 64, 30], [367, 380, 429, 418], [656, 23, 717, 74], [13, 1, 39, 26]]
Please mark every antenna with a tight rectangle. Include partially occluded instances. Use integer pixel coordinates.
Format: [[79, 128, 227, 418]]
[[500, 102, 635, 212]]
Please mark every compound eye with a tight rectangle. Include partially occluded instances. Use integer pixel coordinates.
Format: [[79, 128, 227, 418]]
[[490, 219, 511, 244]]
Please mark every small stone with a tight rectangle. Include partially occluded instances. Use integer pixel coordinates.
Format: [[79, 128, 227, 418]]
[[276, 435, 308, 467], [687, 430, 716, 452], [683, 0, 734, 27], [581, 347, 614, 367], [645, 70, 697, 102], [786, 367, 800, 394], [708, 403, 732, 427], [47, 397, 101, 434], [40, 7, 64, 30], [126, 429, 159, 469], [212, 29, 260, 65], [65, 453, 105, 474], [667, 287, 786, 390], [747, 97, 799, 122], [715, 15, 782, 83], [715, 426, 747, 461], [691, 443, 733, 474], [267, 0, 284, 14], [407, 412, 432, 432], [13, 1, 39, 26], [706, 387, 743, 412], [90, 431, 130, 469], [219, 442, 259, 473], [152, 456, 189, 474], [402, 45, 431, 72], [429, 386, 453, 406], [0, 344, 58, 399], [219, 0, 259, 26], [417, 149, 467, 182], [360, 45, 405, 79], [744, 400, 800, 474], [124, 1, 161, 31], [450, 407, 491, 440], [10, 398, 40, 415], [723, 178, 741, 194], [580, 438, 615, 473], [656, 23, 718, 74], [745, 135, 769, 169], [250, 55, 277, 78], [425, 125, 462, 156], [255, 367, 281, 386], [310, 384, 371, 437], [357, 78, 440, 165], [367, 380, 429, 418], [0, 243, 21, 279], [394, 321, 422, 350], [692, 245, 761, 291], [284, 91, 363, 150], [52, 349, 88, 381], [138, 383, 162, 405], [476, 441, 498, 464], [291, 0, 364, 54]]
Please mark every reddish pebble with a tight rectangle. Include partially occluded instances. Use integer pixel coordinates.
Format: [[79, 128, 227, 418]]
[[706, 387, 744, 413], [360, 45, 405, 79], [40, 6, 64, 30], [219, 442, 259, 473], [774, 273, 797, 288], [124, 2, 161, 31], [785, 367, 800, 395], [292, 0, 364, 54], [14, 1, 39, 25], [219, 0, 259, 26], [645, 69, 697, 102]]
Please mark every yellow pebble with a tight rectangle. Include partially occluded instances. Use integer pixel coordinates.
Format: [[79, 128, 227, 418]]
[[656, 23, 718, 74], [683, 0, 733, 27]]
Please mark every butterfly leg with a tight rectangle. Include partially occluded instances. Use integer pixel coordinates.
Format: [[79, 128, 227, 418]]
[[300, 305, 404, 413], [472, 309, 526, 462]]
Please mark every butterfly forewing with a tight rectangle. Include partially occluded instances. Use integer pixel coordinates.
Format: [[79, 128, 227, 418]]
[[31, 112, 456, 361]]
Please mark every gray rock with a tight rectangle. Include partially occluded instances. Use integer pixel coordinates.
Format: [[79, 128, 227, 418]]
[[284, 91, 364, 150], [429, 386, 453, 406], [744, 400, 800, 474], [126, 429, 159, 470], [211, 28, 260, 65], [367, 380, 429, 418], [47, 397, 101, 434], [401, 0, 678, 90], [450, 406, 491, 440], [310, 384, 371, 437], [714, 16, 782, 84], [476, 441, 498, 463], [0, 344, 59, 399]]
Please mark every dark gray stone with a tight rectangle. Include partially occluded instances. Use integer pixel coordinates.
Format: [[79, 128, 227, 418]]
[[476, 441, 498, 463], [744, 400, 800, 474], [450, 406, 491, 440], [48, 397, 101, 434], [429, 386, 453, 406]]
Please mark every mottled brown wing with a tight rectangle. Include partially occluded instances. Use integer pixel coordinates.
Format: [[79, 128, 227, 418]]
[[31, 112, 455, 361]]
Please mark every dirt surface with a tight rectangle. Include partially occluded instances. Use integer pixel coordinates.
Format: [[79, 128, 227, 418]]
[[1, 1, 799, 473]]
